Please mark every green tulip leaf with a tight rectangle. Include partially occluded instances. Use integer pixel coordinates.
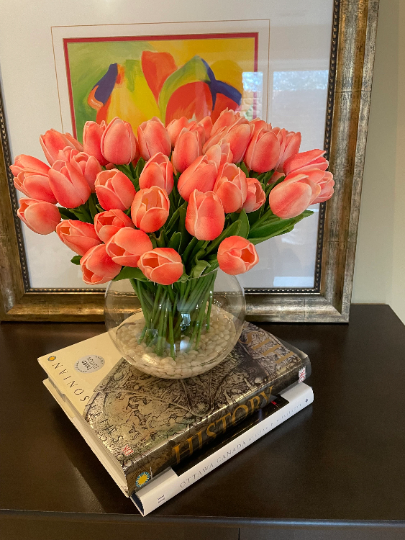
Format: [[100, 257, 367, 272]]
[[168, 231, 181, 251], [237, 209, 250, 239], [205, 220, 241, 256], [113, 266, 147, 282], [59, 207, 78, 220], [70, 255, 82, 265], [191, 260, 210, 278]]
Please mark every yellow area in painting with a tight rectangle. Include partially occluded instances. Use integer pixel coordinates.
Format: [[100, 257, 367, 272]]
[[149, 37, 255, 91]]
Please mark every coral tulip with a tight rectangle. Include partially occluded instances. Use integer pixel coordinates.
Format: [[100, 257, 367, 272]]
[[95, 169, 136, 211], [172, 127, 203, 173], [10, 155, 49, 177], [166, 117, 192, 147], [14, 171, 56, 203], [56, 147, 79, 162], [272, 128, 301, 171], [40, 129, 82, 165], [73, 152, 102, 192], [56, 220, 101, 256], [139, 153, 174, 194], [101, 117, 138, 165], [198, 116, 213, 140], [219, 123, 253, 164], [217, 236, 259, 275], [131, 186, 169, 233], [311, 171, 335, 204], [94, 209, 134, 243], [106, 228, 153, 267], [205, 143, 233, 168], [283, 149, 328, 176], [269, 172, 321, 219], [211, 109, 244, 137], [244, 127, 280, 173], [185, 190, 225, 241], [243, 177, 266, 213], [17, 198, 61, 235], [48, 160, 91, 208], [177, 155, 218, 202], [137, 117, 171, 160], [214, 163, 248, 213], [80, 244, 121, 285], [83, 120, 108, 165], [138, 248, 183, 285]]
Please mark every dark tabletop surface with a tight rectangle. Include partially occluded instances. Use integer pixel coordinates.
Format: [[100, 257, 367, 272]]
[[1, 304, 405, 538]]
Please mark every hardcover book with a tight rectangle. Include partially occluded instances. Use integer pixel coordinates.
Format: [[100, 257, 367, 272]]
[[38, 322, 311, 496]]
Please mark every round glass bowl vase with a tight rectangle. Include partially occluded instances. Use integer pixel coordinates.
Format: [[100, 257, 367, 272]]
[[105, 269, 245, 379]]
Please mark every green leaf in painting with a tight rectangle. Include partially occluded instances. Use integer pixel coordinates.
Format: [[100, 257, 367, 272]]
[[168, 231, 181, 251], [71, 255, 82, 265]]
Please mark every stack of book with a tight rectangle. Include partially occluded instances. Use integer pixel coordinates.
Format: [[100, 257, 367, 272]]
[[39, 322, 313, 516]]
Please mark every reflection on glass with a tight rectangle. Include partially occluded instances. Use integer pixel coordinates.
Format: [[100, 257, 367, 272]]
[[241, 72, 263, 120], [271, 69, 328, 151]]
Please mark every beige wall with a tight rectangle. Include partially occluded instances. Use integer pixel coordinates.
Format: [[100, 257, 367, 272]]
[[352, 0, 405, 322]]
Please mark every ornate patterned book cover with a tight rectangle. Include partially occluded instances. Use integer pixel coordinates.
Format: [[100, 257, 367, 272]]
[[38, 322, 310, 495]]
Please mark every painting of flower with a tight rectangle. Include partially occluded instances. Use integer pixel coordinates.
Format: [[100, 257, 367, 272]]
[[63, 33, 258, 141]]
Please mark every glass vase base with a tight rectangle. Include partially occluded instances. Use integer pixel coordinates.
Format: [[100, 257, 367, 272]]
[[115, 304, 237, 379]]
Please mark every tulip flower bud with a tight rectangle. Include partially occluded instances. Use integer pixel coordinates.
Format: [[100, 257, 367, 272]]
[[95, 169, 136, 211], [219, 123, 253, 164], [172, 128, 203, 173], [166, 117, 192, 147], [185, 190, 225, 241], [14, 171, 57, 203], [17, 198, 61, 235], [80, 244, 121, 285], [205, 143, 233, 169], [131, 186, 170, 233], [217, 236, 259, 275], [269, 172, 321, 219], [48, 160, 91, 208], [139, 153, 174, 194], [106, 228, 153, 267], [244, 127, 280, 173], [94, 209, 134, 243], [138, 248, 183, 285], [10, 155, 50, 177], [177, 155, 218, 202], [73, 152, 103, 192], [243, 177, 266, 213], [214, 163, 248, 213], [211, 109, 243, 137], [272, 128, 301, 171], [137, 117, 171, 160], [56, 220, 101, 256], [311, 171, 335, 204], [83, 120, 108, 165], [101, 117, 139, 165], [56, 147, 79, 162], [40, 129, 83, 165], [283, 149, 328, 176], [198, 116, 213, 140]]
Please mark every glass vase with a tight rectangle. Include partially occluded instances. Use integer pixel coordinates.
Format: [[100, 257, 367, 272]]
[[105, 269, 245, 379]]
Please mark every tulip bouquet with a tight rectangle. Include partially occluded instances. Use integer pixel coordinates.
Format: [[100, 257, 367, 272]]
[[12, 110, 334, 368]]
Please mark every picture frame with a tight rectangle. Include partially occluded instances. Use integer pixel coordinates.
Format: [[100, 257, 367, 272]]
[[0, 0, 379, 323]]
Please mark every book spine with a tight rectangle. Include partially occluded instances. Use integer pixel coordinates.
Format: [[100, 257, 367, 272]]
[[131, 383, 314, 516], [126, 355, 310, 494]]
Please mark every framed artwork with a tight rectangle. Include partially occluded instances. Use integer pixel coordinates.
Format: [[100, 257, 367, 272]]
[[0, 0, 379, 322]]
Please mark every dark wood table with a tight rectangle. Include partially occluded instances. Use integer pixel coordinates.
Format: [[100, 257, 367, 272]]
[[1, 304, 405, 539]]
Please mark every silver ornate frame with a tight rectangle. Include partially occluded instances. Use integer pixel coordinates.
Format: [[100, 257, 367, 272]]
[[0, 0, 379, 322]]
